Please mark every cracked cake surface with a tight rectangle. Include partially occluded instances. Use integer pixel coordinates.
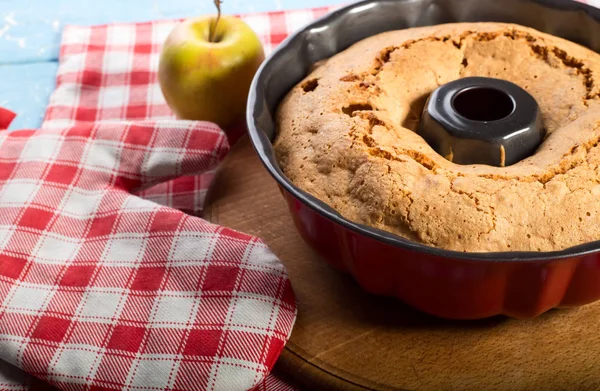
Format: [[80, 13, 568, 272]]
[[273, 22, 600, 252]]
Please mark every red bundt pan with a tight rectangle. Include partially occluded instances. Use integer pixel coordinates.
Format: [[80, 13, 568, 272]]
[[246, 0, 600, 319]]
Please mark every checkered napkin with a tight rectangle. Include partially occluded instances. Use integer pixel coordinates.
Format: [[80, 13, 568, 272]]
[[0, 5, 346, 391], [0, 108, 296, 391], [41, 5, 340, 216]]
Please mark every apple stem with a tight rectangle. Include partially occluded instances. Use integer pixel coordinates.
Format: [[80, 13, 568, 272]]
[[209, 0, 222, 43]]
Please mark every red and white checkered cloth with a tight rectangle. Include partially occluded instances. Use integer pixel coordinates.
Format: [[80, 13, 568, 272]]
[[0, 5, 348, 390], [0, 110, 296, 390], [41, 5, 340, 216]]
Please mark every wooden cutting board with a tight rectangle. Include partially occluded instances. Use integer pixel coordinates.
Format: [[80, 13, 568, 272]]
[[203, 136, 600, 391]]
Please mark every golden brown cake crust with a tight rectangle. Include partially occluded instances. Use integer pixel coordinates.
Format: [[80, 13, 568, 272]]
[[273, 22, 600, 252]]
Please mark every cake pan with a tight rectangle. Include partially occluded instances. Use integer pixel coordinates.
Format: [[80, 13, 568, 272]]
[[246, 0, 600, 319]]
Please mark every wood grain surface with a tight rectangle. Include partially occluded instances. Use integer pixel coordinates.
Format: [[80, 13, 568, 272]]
[[203, 136, 600, 391]]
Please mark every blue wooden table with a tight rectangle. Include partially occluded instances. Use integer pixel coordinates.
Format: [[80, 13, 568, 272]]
[[0, 0, 333, 131]]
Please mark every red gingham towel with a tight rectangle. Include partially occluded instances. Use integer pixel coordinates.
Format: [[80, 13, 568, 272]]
[[41, 5, 340, 216], [0, 5, 344, 390], [0, 109, 296, 391]]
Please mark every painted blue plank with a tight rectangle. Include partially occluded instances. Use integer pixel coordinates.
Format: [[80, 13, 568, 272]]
[[0, 0, 334, 64], [0, 62, 58, 130]]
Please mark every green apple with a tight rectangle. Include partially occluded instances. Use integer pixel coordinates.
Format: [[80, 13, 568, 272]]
[[158, 12, 265, 128]]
